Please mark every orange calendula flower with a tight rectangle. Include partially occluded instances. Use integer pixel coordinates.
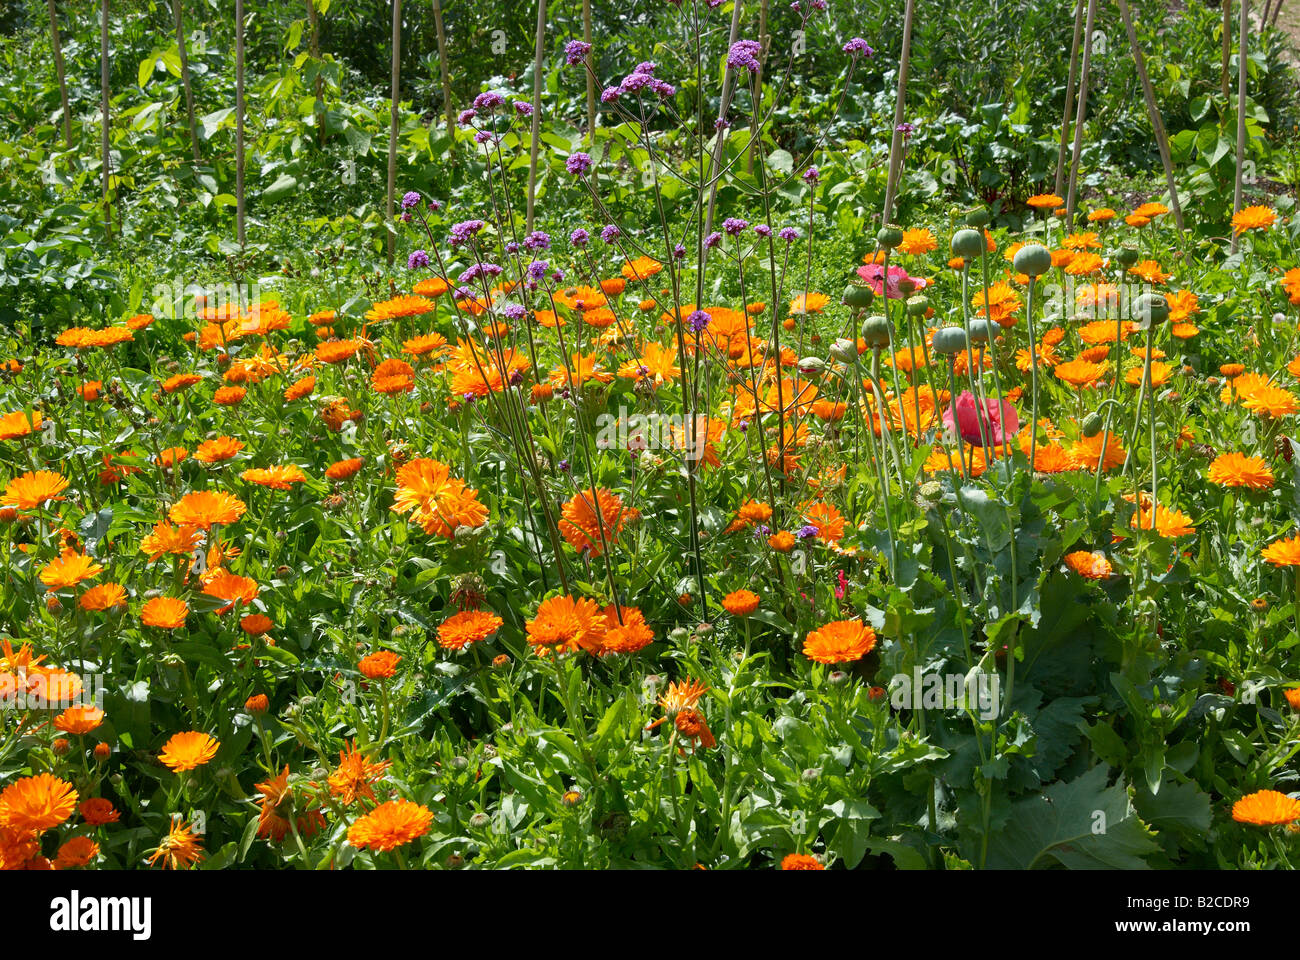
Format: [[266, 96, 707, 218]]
[[168, 490, 247, 529], [1207, 452, 1273, 490], [0, 773, 78, 833], [328, 741, 391, 806], [1231, 204, 1277, 235], [1130, 504, 1195, 538], [358, 650, 401, 679], [53, 835, 100, 870], [53, 705, 105, 736], [897, 228, 938, 256], [559, 487, 632, 557], [194, 436, 244, 463], [79, 797, 120, 826], [437, 610, 503, 651], [391, 458, 488, 538], [1026, 193, 1064, 210], [1063, 551, 1112, 579], [722, 589, 760, 617], [1262, 534, 1300, 567], [525, 595, 605, 654], [241, 464, 308, 490], [781, 853, 825, 870], [158, 731, 219, 772], [1, 470, 69, 511], [598, 605, 655, 655], [78, 582, 127, 611], [347, 799, 433, 852], [1127, 260, 1171, 285], [40, 549, 104, 592], [140, 596, 189, 629], [0, 410, 42, 440], [325, 457, 364, 481], [202, 570, 259, 613], [1231, 789, 1300, 825], [803, 619, 877, 664], [147, 818, 205, 869], [621, 256, 663, 281]]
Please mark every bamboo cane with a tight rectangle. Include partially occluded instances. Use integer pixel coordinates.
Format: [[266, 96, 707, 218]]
[[309, 0, 324, 146], [1054, 0, 1085, 196], [1117, 0, 1185, 230], [526, 0, 546, 233], [236, 0, 246, 248], [387, 0, 401, 266], [881, 0, 915, 225], [1065, 0, 1098, 224], [432, 0, 455, 132], [48, 0, 72, 148], [1223, 0, 1232, 96], [583, 0, 595, 141], [1232, 0, 1249, 253], [172, 0, 200, 162], [100, 0, 112, 242]]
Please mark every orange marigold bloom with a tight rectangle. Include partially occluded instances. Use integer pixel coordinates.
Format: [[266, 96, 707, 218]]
[[347, 798, 433, 852], [79, 582, 127, 611], [1054, 359, 1106, 388], [391, 457, 489, 538], [141, 596, 188, 629], [328, 741, 391, 806], [1068, 432, 1126, 471], [1130, 504, 1195, 538], [803, 619, 877, 664], [1063, 551, 1112, 579], [598, 605, 655, 655], [0, 773, 78, 833], [240, 613, 272, 635], [54, 705, 105, 735], [372, 357, 416, 394], [403, 332, 449, 358], [241, 464, 308, 490], [525, 595, 605, 654], [245, 693, 270, 712], [898, 228, 938, 255], [560, 487, 631, 557], [0, 410, 41, 440], [162, 373, 203, 393], [158, 731, 219, 771], [315, 338, 365, 364], [79, 797, 119, 825], [1207, 452, 1273, 490], [202, 570, 259, 613], [358, 650, 401, 678], [1284, 689, 1300, 710], [326, 457, 364, 481], [1128, 260, 1171, 284], [1231, 204, 1277, 235], [40, 549, 104, 591], [141, 520, 202, 561], [621, 256, 663, 281], [194, 436, 244, 463], [366, 295, 435, 322], [722, 589, 760, 617], [157, 446, 188, 469], [1026, 193, 1064, 209], [768, 530, 796, 552], [53, 835, 99, 870], [1131, 202, 1169, 218], [147, 818, 205, 869], [1262, 534, 1300, 567], [284, 375, 316, 401], [437, 610, 503, 651], [1232, 789, 1300, 825], [2, 470, 69, 511], [168, 490, 247, 529], [1241, 383, 1299, 419], [781, 853, 825, 870], [212, 386, 247, 406]]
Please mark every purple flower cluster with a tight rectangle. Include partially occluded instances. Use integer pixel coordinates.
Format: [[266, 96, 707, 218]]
[[842, 37, 874, 56], [609, 61, 674, 100], [457, 109, 477, 126], [523, 231, 551, 251], [407, 250, 430, 270], [501, 303, 527, 321], [564, 40, 591, 66], [601, 224, 621, 244], [526, 260, 549, 280], [401, 191, 422, 210], [727, 40, 762, 72], [566, 152, 593, 176], [472, 91, 505, 111], [802, 166, 820, 185], [723, 217, 749, 236], [796, 524, 820, 540], [459, 262, 502, 284], [705, 232, 723, 249], [570, 227, 590, 247], [513, 101, 533, 117], [448, 220, 486, 247], [778, 227, 800, 242], [686, 309, 712, 333]]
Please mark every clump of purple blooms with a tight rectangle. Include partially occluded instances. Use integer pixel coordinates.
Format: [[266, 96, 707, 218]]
[[566, 152, 593, 176]]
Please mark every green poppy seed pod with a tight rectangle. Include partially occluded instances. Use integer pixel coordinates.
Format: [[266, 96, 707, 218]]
[[1135, 292, 1170, 326], [897, 277, 918, 296], [842, 281, 875, 310], [1012, 242, 1052, 278], [860, 315, 892, 349], [876, 224, 905, 249], [1115, 246, 1140, 267], [1081, 412, 1103, 438], [951, 228, 985, 260], [968, 318, 992, 344], [906, 295, 930, 317], [829, 338, 859, 364], [964, 206, 991, 228], [932, 326, 969, 356]]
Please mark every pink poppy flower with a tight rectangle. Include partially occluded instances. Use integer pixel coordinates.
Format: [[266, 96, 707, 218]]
[[942, 391, 1019, 446], [856, 263, 929, 299]]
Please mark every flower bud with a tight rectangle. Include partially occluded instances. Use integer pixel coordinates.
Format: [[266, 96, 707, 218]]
[[859, 315, 892, 349]]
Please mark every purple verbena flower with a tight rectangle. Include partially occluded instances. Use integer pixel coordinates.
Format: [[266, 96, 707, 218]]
[[686, 309, 712, 333], [779, 227, 800, 242], [570, 227, 590, 247], [566, 152, 593, 176], [802, 166, 820, 185], [723, 217, 749, 236], [473, 91, 505, 111], [601, 224, 621, 244], [727, 40, 762, 72], [564, 40, 591, 66], [407, 250, 430, 270], [401, 191, 421, 210], [523, 230, 551, 251], [843, 37, 874, 56]]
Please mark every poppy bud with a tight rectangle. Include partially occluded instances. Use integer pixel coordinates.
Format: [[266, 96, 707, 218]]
[[860, 315, 892, 349], [842, 280, 875, 310], [1012, 243, 1052, 277], [876, 224, 905, 249], [829, 338, 859, 364], [964, 206, 991, 228], [1115, 246, 1140, 267], [1081, 412, 1104, 437], [951, 228, 985, 259]]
